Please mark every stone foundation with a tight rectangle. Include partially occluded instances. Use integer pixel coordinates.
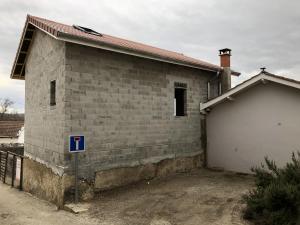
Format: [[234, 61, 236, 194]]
[[23, 153, 202, 206], [23, 158, 73, 207], [95, 153, 203, 190]]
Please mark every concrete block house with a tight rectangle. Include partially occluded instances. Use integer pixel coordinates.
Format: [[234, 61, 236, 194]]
[[11, 15, 239, 205]]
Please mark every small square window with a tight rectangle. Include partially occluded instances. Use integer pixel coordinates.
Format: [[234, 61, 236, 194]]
[[174, 82, 187, 116], [50, 80, 56, 106]]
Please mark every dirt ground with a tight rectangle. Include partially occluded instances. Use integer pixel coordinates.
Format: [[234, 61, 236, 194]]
[[0, 184, 98, 225], [0, 169, 254, 225]]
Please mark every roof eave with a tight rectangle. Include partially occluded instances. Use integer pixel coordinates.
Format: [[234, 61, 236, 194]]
[[10, 17, 29, 80], [200, 73, 300, 110], [11, 15, 37, 80]]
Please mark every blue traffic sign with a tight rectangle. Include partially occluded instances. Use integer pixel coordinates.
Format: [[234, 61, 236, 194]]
[[69, 135, 85, 153]]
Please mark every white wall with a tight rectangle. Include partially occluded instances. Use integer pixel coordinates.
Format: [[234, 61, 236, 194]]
[[207, 82, 300, 173], [0, 138, 19, 144], [17, 126, 24, 144]]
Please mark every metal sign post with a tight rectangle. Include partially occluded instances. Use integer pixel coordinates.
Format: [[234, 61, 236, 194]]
[[69, 135, 85, 204], [74, 152, 79, 203]]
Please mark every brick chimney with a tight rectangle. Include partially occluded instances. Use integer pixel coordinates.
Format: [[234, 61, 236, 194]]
[[219, 48, 231, 93]]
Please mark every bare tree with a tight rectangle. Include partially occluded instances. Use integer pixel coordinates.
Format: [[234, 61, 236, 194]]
[[0, 98, 14, 117]]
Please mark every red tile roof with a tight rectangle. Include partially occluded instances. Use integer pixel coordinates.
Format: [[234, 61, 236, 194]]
[[30, 15, 221, 69], [0, 120, 24, 138], [11, 15, 240, 79]]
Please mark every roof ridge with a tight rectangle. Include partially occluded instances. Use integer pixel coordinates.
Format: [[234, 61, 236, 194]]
[[201, 72, 300, 110], [252, 70, 300, 84]]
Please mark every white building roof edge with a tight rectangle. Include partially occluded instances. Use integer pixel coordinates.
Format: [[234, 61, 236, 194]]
[[200, 73, 300, 111]]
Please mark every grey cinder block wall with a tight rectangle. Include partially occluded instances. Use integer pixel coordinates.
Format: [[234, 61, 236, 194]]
[[64, 42, 213, 177], [23, 29, 216, 205], [25, 30, 66, 174]]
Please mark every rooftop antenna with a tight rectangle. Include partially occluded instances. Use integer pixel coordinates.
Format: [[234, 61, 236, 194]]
[[260, 67, 266, 73]]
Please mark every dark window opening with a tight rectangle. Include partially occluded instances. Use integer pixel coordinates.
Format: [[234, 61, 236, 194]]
[[73, 25, 102, 36], [50, 80, 56, 106], [174, 82, 187, 116]]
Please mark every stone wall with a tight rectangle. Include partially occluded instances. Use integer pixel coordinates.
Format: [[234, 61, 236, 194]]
[[24, 30, 66, 174], [64, 43, 213, 178]]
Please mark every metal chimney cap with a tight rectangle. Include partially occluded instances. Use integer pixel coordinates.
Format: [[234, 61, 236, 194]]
[[219, 48, 232, 55]]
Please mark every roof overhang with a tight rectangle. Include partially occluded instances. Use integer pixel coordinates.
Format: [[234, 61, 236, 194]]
[[200, 73, 300, 111], [10, 18, 36, 80]]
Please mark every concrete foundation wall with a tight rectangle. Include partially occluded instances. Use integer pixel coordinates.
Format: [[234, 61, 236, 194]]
[[23, 154, 202, 206], [24, 30, 66, 173], [23, 157, 73, 207], [64, 43, 213, 177], [94, 153, 203, 190]]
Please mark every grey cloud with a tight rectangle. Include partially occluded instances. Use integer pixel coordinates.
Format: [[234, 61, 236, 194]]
[[1, 0, 300, 111]]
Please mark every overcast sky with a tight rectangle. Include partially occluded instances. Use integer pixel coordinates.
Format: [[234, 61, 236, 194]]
[[1, 0, 300, 112]]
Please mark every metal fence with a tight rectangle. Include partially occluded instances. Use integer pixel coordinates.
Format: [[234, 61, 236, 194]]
[[0, 150, 24, 190], [0, 143, 24, 155]]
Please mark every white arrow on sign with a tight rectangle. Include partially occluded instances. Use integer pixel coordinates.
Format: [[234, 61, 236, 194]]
[[74, 137, 81, 150]]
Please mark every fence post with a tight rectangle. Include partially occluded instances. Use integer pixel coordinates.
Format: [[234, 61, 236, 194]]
[[11, 155, 16, 187], [3, 152, 8, 184], [19, 157, 23, 190], [0, 151, 2, 178]]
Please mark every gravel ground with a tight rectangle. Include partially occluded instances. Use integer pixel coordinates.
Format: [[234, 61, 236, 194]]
[[88, 169, 254, 225]]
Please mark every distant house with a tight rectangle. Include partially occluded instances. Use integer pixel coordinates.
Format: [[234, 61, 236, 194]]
[[0, 120, 24, 144], [10, 15, 239, 205], [201, 71, 300, 173]]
